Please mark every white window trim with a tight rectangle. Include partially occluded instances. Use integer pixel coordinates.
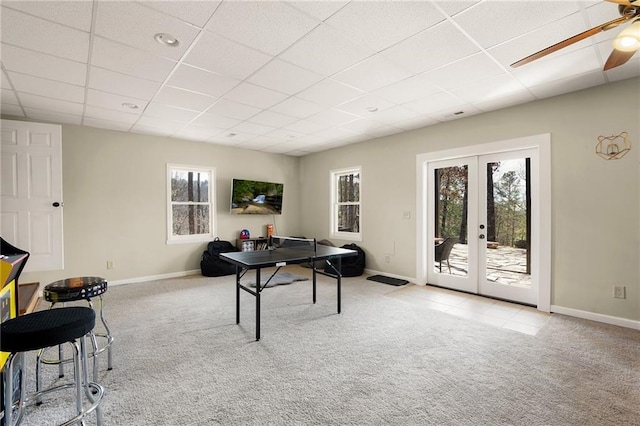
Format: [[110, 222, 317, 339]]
[[166, 164, 216, 244], [330, 166, 362, 241]]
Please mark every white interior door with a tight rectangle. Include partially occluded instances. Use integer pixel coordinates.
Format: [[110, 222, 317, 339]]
[[1, 119, 64, 272], [425, 149, 539, 306]]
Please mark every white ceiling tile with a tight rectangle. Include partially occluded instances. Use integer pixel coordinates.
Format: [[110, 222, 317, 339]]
[[205, 99, 262, 121], [339, 118, 390, 136], [432, 105, 483, 122], [383, 21, 480, 74], [1, 44, 87, 86], [1, 71, 11, 89], [183, 31, 273, 80], [82, 117, 134, 133], [585, 1, 626, 45], [143, 1, 222, 28], [94, 1, 200, 61], [472, 90, 536, 113], [190, 113, 241, 129], [453, 1, 582, 49], [286, 1, 349, 21], [17, 93, 83, 115], [231, 121, 278, 136], [369, 105, 420, 125], [86, 89, 147, 113], [91, 37, 176, 83], [154, 86, 217, 112], [173, 124, 224, 142], [23, 107, 81, 125], [8, 72, 85, 103], [435, 1, 481, 17], [265, 128, 307, 141], [249, 110, 298, 128], [133, 116, 184, 132], [326, 1, 445, 52], [89, 67, 161, 100], [166, 65, 240, 99], [210, 131, 256, 143], [279, 24, 375, 76], [1, 89, 19, 105], [334, 94, 396, 117], [394, 115, 440, 131], [403, 91, 465, 115], [143, 103, 201, 123], [421, 53, 507, 91], [283, 119, 329, 135], [84, 105, 140, 124], [1, 104, 25, 117], [312, 127, 359, 141], [332, 54, 414, 92], [132, 125, 175, 137], [528, 70, 607, 99], [2, 1, 93, 31], [269, 96, 326, 119], [372, 75, 442, 104], [223, 82, 289, 110], [206, 2, 319, 56], [451, 74, 526, 104], [248, 59, 324, 95], [307, 109, 361, 127], [1, 7, 89, 62], [296, 79, 365, 107]]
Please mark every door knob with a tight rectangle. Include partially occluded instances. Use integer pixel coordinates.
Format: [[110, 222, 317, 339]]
[[479, 224, 485, 229], [479, 234, 485, 239], [52, 202, 63, 207]]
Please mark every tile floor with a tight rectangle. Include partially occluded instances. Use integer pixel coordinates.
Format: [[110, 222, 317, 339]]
[[387, 284, 551, 336]]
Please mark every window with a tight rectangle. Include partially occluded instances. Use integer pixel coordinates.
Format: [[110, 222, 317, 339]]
[[167, 164, 215, 243], [331, 167, 361, 240]]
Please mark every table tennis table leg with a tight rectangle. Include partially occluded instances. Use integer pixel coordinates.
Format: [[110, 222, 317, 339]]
[[312, 265, 317, 304], [255, 268, 261, 341], [236, 266, 240, 325], [337, 257, 342, 314]]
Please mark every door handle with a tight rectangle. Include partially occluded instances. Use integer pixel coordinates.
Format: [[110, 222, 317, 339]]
[[52, 202, 63, 207], [479, 234, 485, 239]]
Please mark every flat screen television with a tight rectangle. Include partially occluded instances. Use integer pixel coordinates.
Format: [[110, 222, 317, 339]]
[[230, 178, 283, 215]]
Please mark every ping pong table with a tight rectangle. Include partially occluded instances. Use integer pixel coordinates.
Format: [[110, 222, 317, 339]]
[[219, 237, 357, 340]]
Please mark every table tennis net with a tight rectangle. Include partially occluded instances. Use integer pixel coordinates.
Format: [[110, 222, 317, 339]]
[[270, 236, 317, 252]]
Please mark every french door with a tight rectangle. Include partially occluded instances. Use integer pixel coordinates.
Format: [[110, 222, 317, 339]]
[[425, 149, 540, 306]]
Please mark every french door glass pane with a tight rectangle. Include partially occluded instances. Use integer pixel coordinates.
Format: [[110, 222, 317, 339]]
[[485, 158, 531, 288], [434, 166, 468, 276]]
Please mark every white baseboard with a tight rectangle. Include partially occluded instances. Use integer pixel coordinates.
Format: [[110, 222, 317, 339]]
[[108, 269, 201, 286], [550, 305, 640, 330]]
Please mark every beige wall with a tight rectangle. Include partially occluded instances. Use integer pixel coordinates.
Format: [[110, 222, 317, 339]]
[[12, 125, 301, 286], [4, 77, 638, 322], [299, 77, 640, 321]]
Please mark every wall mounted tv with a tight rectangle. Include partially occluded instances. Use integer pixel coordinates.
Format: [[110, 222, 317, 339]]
[[230, 179, 283, 215]]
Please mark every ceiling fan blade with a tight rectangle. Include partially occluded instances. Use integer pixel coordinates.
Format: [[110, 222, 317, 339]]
[[604, 48, 637, 69], [511, 16, 629, 68]]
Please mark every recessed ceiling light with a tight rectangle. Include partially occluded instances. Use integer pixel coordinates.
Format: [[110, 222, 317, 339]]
[[121, 102, 139, 109], [227, 133, 237, 137], [366, 107, 379, 113], [453, 111, 464, 115], [154, 33, 180, 47]]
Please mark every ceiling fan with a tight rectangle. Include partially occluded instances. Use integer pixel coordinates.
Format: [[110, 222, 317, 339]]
[[511, 0, 640, 71]]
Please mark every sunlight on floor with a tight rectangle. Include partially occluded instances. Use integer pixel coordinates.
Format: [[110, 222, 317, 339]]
[[387, 284, 550, 336]]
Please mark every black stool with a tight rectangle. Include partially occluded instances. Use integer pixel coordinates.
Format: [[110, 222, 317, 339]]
[[40, 277, 114, 386], [1, 307, 104, 426]]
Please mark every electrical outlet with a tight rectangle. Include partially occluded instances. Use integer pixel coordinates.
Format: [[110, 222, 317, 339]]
[[106, 260, 114, 269], [384, 255, 390, 264], [613, 285, 626, 299]]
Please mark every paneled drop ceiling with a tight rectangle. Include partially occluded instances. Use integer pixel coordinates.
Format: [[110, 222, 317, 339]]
[[1, 0, 639, 156]]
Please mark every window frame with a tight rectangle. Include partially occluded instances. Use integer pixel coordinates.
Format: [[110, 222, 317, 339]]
[[166, 163, 216, 244], [330, 166, 362, 241]]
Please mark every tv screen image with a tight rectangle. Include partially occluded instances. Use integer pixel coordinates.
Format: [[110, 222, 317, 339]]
[[231, 179, 283, 215]]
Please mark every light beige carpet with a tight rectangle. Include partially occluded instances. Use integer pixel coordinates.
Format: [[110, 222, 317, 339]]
[[15, 266, 640, 425]]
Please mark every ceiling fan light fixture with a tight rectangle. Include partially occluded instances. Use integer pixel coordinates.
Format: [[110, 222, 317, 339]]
[[612, 21, 640, 52]]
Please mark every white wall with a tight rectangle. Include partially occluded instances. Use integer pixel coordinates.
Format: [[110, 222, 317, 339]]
[[299, 77, 640, 322], [12, 124, 301, 286]]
